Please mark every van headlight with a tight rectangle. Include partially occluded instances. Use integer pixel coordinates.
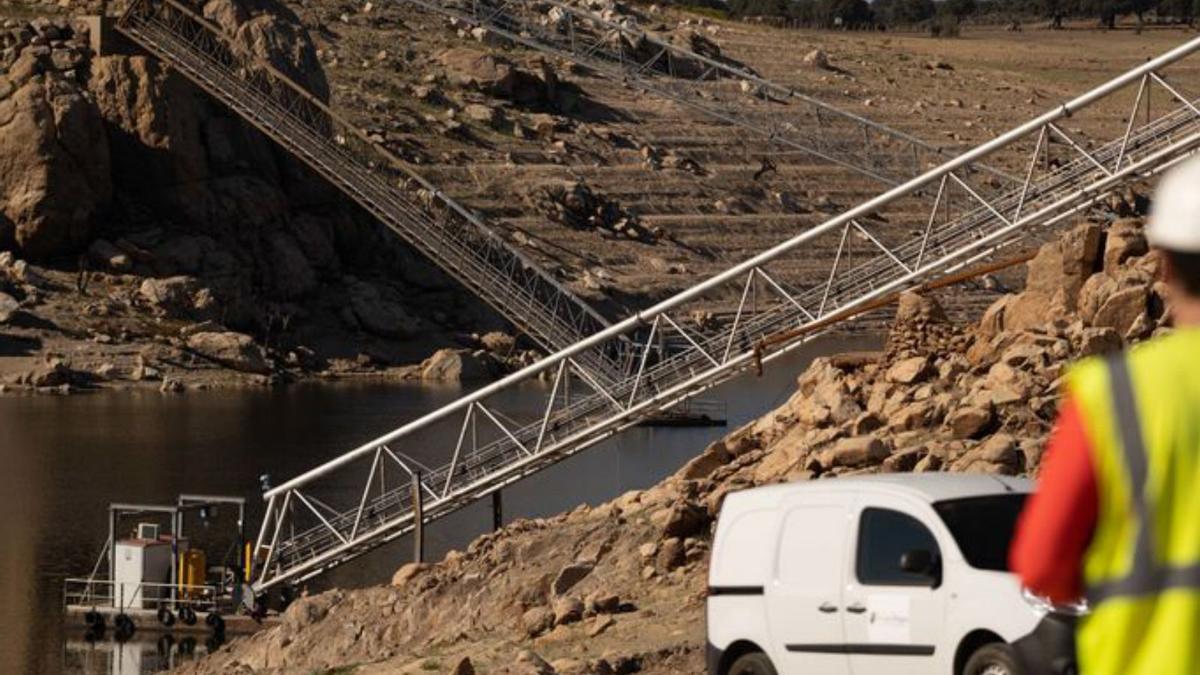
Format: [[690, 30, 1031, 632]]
[[1021, 587, 1090, 617]]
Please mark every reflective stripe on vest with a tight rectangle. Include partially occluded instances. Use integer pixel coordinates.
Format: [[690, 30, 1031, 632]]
[[1086, 353, 1200, 605]]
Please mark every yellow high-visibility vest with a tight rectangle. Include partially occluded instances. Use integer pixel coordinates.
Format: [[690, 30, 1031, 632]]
[[1067, 328, 1200, 675]]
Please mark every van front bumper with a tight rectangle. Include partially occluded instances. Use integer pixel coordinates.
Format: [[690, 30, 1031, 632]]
[[1013, 614, 1078, 675]]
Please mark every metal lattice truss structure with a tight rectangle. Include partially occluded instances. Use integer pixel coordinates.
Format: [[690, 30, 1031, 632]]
[[400, 0, 1006, 186], [248, 37, 1200, 591], [116, 0, 622, 379]]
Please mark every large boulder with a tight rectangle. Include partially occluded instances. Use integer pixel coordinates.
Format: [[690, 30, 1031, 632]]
[[0, 292, 18, 324], [1004, 223, 1103, 330], [951, 434, 1021, 474], [348, 280, 421, 338], [945, 404, 993, 440], [186, 330, 272, 374], [139, 276, 214, 318], [660, 500, 710, 539], [522, 606, 555, 638], [819, 435, 889, 469], [436, 48, 551, 104], [1091, 285, 1149, 337], [390, 561, 429, 588], [551, 562, 593, 596], [552, 595, 584, 625], [886, 356, 932, 384], [803, 48, 830, 69], [83, 0, 340, 289], [266, 231, 316, 298], [0, 50, 112, 257], [894, 291, 948, 325], [1103, 218, 1148, 272], [202, 0, 329, 101], [420, 348, 494, 382]]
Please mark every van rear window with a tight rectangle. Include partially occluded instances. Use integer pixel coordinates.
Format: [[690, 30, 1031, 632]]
[[933, 494, 1028, 572]]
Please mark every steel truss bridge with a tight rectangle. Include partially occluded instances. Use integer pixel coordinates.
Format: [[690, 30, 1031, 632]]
[[115, 0, 1006, 385], [113, 0, 1200, 591], [243, 41, 1200, 590]]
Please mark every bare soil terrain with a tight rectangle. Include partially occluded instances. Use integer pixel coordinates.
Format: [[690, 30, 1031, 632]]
[[302, 7, 1193, 304]]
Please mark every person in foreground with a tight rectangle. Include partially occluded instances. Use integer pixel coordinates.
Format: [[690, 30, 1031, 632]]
[[1010, 154, 1200, 675]]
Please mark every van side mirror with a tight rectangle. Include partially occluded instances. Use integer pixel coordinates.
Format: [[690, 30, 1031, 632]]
[[900, 549, 940, 586]]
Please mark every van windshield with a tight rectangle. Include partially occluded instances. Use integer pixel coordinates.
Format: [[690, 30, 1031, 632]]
[[933, 494, 1028, 572]]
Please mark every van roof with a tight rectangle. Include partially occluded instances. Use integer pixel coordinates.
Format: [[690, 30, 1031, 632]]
[[724, 473, 1033, 510]]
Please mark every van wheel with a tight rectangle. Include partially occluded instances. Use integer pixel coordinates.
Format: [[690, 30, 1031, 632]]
[[964, 643, 1025, 675], [728, 652, 777, 675]]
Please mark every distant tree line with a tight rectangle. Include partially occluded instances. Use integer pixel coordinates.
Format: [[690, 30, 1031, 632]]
[[713, 0, 1200, 30]]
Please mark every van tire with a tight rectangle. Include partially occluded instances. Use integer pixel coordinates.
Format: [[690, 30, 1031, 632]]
[[728, 652, 777, 675], [964, 643, 1025, 675]]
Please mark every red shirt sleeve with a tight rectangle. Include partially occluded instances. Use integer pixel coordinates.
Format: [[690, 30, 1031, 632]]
[[1009, 396, 1098, 603]]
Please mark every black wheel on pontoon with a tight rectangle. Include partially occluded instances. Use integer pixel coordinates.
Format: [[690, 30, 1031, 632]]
[[84, 609, 105, 630], [157, 606, 176, 627], [113, 613, 136, 641]]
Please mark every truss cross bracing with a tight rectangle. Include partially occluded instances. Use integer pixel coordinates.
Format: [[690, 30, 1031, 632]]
[[400, 0, 1009, 187], [115, 0, 625, 381], [247, 37, 1200, 591]]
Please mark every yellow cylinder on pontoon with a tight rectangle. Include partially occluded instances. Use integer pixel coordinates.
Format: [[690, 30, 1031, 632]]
[[179, 549, 206, 597]]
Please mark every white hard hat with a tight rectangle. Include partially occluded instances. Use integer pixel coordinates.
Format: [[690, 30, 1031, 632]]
[[1148, 154, 1200, 253]]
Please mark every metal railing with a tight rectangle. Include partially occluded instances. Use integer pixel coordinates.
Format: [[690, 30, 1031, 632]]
[[115, 0, 623, 381], [247, 37, 1200, 590], [64, 579, 222, 614], [400, 0, 1012, 187]]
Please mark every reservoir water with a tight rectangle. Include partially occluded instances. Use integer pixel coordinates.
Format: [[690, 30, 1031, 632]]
[[0, 334, 877, 674]]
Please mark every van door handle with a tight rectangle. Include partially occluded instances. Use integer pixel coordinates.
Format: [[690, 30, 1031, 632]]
[[846, 603, 867, 614], [818, 602, 838, 613]]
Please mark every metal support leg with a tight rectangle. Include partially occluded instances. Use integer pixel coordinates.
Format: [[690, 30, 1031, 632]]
[[411, 472, 424, 564], [492, 491, 503, 532], [108, 509, 117, 606]]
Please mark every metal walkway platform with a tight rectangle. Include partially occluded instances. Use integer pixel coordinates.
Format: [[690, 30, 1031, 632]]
[[115, 0, 623, 380], [245, 36, 1200, 591]]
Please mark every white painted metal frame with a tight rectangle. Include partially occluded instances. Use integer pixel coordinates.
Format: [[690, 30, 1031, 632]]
[[247, 37, 1200, 591]]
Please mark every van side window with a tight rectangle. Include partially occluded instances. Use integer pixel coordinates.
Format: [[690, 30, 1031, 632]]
[[856, 507, 940, 586]]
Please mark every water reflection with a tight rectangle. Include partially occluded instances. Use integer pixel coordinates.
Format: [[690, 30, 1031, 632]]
[[62, 633, 219, 675], [0, 334, 877, 673]]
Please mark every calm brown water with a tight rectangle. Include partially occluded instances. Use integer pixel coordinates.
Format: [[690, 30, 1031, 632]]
[[0, 334, 877, 674]]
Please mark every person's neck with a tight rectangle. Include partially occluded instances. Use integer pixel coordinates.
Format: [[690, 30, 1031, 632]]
[[1173, 299, 1200, 328]]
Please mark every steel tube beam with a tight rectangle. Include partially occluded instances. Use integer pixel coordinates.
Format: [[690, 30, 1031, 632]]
[[263, 34, 1200, 499]]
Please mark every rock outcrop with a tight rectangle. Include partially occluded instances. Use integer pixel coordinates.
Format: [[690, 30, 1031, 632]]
[[186, 331, 272, 374], [0, 2, 508, 391], [420, 348, 497, 382], [0, 19, 111, 257]]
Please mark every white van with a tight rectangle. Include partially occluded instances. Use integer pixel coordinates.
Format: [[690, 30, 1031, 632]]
[[706, 474, 1079, 675]]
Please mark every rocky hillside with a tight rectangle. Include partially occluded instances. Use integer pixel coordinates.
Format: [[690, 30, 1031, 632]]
[[0, 6, 531, 393], [3, 0, 1172, 394], [175, 213, 1165, 675]]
